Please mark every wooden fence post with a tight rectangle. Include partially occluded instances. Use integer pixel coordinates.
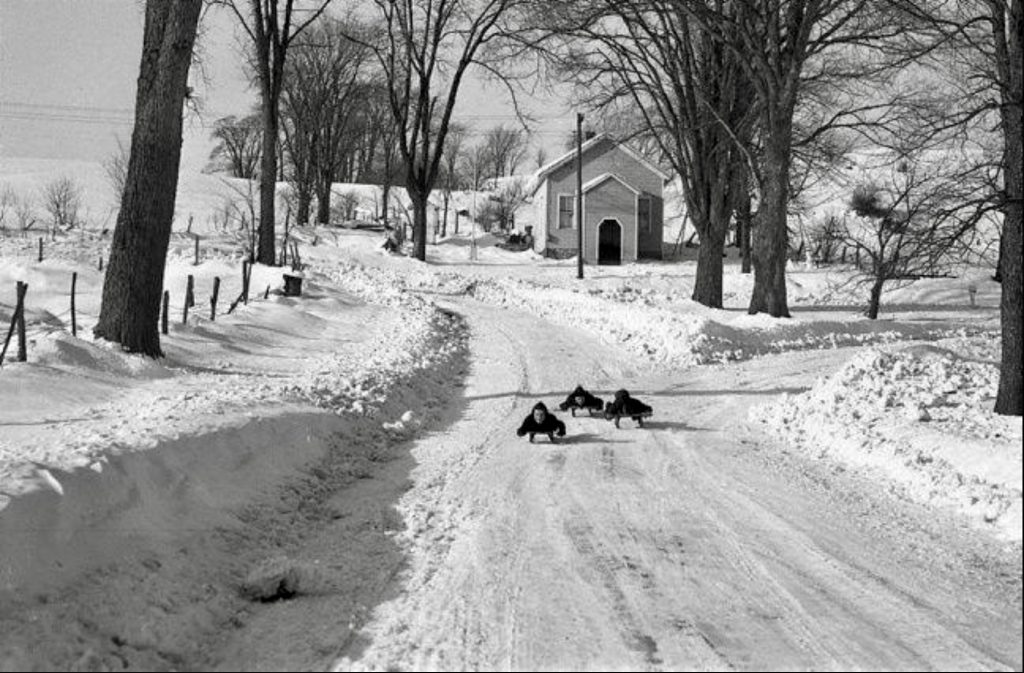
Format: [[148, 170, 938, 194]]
[[161, 290, 169, 335], [38, 237, 43, 262], [70, 272, 77, 337], [0, 282, 28, 366], [183, 275, 194, 324], [210, 277, 220, 321], [16, 281, 27, 362], [194, 236, 200, 266], [242, 260, 251, 305], [98, 255, 103, 271]]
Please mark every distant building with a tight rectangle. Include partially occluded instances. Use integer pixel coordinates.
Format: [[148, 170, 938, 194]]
[[528, 134, 671, 264]]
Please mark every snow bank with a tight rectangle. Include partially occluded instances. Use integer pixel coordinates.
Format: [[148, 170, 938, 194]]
[[456, 276, 982, 369], [297, 259, 468, 417], [0, 250, 468, 509], [750, 342, 1022, 541]]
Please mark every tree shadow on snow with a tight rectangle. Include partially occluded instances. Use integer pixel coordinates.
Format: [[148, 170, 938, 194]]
[[637, 386, 811, 398], [556, 432, 633, 445], [636, 420, 706, 432]]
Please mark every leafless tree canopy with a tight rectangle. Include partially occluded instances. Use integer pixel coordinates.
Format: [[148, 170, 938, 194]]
[[280, 14, 374, 225], [212, 0, 337, 265], [482, 124, 529, 182], [354, 0, 540, 260], [207, 114, 262, 178]]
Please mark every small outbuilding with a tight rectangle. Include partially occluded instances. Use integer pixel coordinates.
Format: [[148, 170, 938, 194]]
[[528, 134, 671, 264]]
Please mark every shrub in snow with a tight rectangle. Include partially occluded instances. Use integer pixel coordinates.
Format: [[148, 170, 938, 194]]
[[41, 175, 83, 231], [241, 556, 332, 601]]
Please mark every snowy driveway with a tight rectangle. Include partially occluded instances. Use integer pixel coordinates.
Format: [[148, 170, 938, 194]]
[[327, 298, 1021, 672]]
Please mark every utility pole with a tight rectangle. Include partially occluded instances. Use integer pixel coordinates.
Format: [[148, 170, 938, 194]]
[[576, 112, 584, 280]]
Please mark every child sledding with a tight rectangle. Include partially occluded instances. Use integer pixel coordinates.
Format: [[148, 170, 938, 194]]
[[516, 402, 567, 443], [558, 385, 605, 417], [603, 389, 653, 428]]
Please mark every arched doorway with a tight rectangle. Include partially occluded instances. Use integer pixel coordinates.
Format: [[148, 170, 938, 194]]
[[598, 219, 622, 265]]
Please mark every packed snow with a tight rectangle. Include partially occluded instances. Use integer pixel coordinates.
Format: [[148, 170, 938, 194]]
[[750, 342, 1022, 540], [0, 158, 1019, 671], [1, 157, 1017, 538]]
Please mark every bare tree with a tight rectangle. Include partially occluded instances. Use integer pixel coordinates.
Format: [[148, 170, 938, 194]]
[[841, 152, 992, 318], [207, 113, 262, 178], [282, 16, 370, 226], [358, 0, 537, 261], [534, 145, 548, 169], [305, 20, 372, 224], [886, 0, 1021, 415], [483, 123, 529, 182], [14, 194, 37, 232], [220, 178, 261, 260], [357, 83, 403, 231], [0, 185, 16, 236], [990, 0, 1023, 415], [41, 176, 83, 233], [94, 0, 202, 356], [213, 0, 336, 265], [461, 141, 491, 191], [555, 0, 755, 308], [103, 137, 130, 204], [676, 0, 909, 318], [440, 122, 469, 235], [476, 176, 528, 231]]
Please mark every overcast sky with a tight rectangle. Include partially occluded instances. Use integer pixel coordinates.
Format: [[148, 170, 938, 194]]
[[0, 0, 574, 174]]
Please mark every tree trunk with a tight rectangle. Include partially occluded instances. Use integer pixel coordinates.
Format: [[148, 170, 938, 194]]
[[381, 182, 391, 229], [732, 153, 753, 274], [296, 189, 311, 226], [93, 0, 201, 357], [692, 227, 726, 308], [442, 191, 450, 237], [316, 176, 331, 225], [995, 1, 1023, 415], [994, 224, 1005, 282], [257, 99, 278, 265], [408, 189, 428, 261], [740, 208, 752, 274], [866, 276, 885, 320], [748, 135, 791, 317]]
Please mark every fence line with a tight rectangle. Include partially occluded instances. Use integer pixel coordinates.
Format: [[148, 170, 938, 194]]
[[1, 255, 290, 367]]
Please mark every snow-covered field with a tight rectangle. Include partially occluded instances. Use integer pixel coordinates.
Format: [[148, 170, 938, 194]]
[[0, 158, 1019, 670]]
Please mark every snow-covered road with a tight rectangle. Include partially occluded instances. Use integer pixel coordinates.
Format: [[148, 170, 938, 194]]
[[316, 298, 1021, 672], [1, 291, 1019, 672]]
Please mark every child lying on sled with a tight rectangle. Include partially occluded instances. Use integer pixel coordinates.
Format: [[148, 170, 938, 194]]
[[557, 384, 605, 416], [604, 389, 653, 428], [516, 402, 567, 443]]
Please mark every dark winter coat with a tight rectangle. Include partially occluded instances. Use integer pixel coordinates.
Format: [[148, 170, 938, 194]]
[[604, 389, 652, 418], [558, 385, 604, 412], [516, 402, 567, 437]]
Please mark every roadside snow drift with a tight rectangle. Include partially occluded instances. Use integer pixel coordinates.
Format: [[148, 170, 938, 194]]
[[750, 342, 1022, 541]]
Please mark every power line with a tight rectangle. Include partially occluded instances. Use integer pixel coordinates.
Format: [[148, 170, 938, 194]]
[[0, 111, 135, 127], [0, 100, 135, 116]]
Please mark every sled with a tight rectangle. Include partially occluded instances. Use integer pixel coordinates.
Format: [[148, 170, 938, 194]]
[[528, 432, 561, 443], [605, 410, 653, 428], [568, 406, 604, 417]]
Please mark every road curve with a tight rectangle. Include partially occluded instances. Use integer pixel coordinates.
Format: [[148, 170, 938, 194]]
[[332, 297, 1022, 672]]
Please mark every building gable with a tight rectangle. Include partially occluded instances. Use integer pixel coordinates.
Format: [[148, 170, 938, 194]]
[[530, 134, 669, 197]]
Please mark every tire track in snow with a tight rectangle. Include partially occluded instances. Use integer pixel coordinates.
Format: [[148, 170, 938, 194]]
[[336, 299, 1020, 672]]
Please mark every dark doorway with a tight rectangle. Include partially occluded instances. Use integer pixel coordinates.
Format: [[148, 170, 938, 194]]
[[598, 219, 621, 265]]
